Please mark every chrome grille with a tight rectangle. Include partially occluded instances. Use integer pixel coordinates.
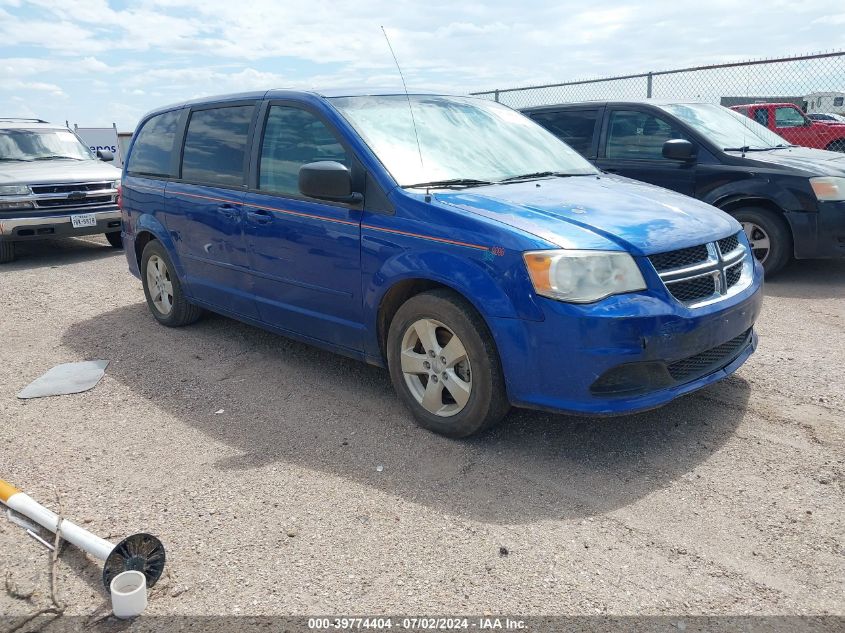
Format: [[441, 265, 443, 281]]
[[650, 232, 750, 307], [28, 181, 118, 210], [31, 182, 112, 195], [648, 244, 709, 272]]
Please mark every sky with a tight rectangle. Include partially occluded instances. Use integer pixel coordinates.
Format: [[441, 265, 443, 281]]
[[1, 0, 844, 131]]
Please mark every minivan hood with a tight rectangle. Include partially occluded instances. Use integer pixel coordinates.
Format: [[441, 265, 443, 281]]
[[0, 159, 121, 186], [436, 175, 739, 255], [727, 146, 845, 176]]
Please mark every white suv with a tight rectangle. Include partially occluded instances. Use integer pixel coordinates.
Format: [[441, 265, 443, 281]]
[[0, 118, 123, 263]]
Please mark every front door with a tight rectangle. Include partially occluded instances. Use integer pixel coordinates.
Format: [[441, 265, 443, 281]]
[[242, 103, 364, 351], [595, 108, 697, 196]]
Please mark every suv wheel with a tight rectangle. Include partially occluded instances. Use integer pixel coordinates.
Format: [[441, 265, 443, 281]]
[[732, 207, 792, 276], [105, 231, 123, 248], [0, 241, 14, 264], [387, 289, 509, 438], [140, 240, 203, 327]]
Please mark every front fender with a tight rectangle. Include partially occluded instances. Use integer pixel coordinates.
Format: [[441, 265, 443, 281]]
[[703, 178, 801, 214], [362, 248, 544, 358]]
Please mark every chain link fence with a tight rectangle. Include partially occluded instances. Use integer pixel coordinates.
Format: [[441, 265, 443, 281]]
[[472, 51, 845, 152]]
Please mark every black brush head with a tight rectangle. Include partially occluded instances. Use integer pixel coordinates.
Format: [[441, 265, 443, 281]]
[[102, 533, 166, 589]]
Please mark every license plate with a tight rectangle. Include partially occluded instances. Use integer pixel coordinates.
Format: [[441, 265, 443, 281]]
[[70, 213, 96, 228]]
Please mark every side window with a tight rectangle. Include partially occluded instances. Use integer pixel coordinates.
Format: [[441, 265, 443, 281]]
[[774, 107, 806, 128], [530, 109, 598, 156], [835, 97, 844, 107], [259, 105, 348, 196], [605, 110, 685, 160], [753, 108, 769, 126], [181, 105, 254, 187], [126, 110, 180, 177]]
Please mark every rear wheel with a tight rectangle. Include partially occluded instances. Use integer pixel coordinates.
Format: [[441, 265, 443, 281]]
[[0, 241, 14, 264], [105, 231, 123, 248], [387, 289, 509, 438], [140, 240, 202, 327], [731, 207, 792, 276]]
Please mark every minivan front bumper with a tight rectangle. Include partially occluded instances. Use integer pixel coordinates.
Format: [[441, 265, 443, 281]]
[[0, 209, 122, 240], [491, 264, 764, 416]]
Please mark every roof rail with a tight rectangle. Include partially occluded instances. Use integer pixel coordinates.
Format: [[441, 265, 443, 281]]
[[0, 117, 49, 123]]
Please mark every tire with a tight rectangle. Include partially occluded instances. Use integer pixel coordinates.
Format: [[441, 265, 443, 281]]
[[731, 207, 792, 276], [0, 241, 14, 264], [140, 240, 203, 327], [826, 139, 845, 153], [105, 231, 123, 248], [387, 289, 510, 438]]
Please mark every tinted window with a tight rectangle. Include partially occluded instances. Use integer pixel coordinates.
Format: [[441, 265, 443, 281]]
[[774, 106, 806, 128], [753, 108, 769, 126], [530, 110, 598, 156], [259, 106, 348, 195], [181, 106, 253, 186], [127, 110, 179, 177], [606, 110, 685, 160]]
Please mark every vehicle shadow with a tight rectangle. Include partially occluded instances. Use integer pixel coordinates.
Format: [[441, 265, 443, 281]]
[[764, 258, 845, 300], [61, 303, 751, 524], [5, 237, 121, 269]]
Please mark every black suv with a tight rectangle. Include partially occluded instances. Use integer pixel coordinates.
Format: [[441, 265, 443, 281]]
[[523, 101, 845, 274]]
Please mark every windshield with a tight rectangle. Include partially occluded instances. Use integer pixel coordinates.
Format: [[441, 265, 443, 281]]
[[0, 128, 94, 161], [330, 95, 597, 187], [655, 103, 790, 150]]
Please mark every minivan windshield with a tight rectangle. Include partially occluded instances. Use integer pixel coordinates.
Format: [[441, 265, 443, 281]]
[[330, 95, 597, 187], [0, 128, 94, 161], [655, 103, 791, 151]]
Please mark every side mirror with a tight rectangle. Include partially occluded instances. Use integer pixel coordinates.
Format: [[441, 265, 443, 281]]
[[96, 149, 114, 162], [298, 161, 362, 203], [662, 139, 697, 162]]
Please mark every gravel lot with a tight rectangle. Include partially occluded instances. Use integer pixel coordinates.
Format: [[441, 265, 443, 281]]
[[1, 236, 843, 623]]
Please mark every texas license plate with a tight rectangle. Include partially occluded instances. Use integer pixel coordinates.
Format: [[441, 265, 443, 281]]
[[70, 213, 96, 228]]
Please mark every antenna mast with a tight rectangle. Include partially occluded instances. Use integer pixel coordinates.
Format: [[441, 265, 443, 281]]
[[381, 26, 425, 171]]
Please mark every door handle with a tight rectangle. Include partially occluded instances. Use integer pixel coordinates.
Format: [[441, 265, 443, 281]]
[[246, 208, 273, 225], [217, 204, 240, 219]]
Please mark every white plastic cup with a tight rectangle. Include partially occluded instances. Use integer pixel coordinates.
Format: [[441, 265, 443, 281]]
[[110, 570, 148, 619]]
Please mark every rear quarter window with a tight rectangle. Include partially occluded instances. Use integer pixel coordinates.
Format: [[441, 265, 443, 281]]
[[530, 109, 598, 156], [126, 110, 180, 177]]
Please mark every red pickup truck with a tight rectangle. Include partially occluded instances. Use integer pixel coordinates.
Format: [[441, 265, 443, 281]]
[[731, 103, 845, 152]]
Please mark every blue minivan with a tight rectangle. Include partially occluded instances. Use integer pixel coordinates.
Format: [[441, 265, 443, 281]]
[[120, 90, 763, 437]]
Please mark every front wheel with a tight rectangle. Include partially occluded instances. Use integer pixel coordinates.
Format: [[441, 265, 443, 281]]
[[387, 290, 509, 438], [732, 207, 792, 276], [0, 241, 14, 264], [105, 231, 123, 248]]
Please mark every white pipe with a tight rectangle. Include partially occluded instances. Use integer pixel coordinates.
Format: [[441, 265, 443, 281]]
[[4, 493, 114, 561], [110, 571, 148, 619]]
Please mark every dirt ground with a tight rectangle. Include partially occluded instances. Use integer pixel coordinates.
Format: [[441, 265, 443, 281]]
[[0, 236, 842, 624]]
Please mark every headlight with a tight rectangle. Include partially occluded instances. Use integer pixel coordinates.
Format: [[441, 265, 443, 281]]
[[113, 179, 121, 189], [810, 176, 845, 201], [0, 185, 31, 196], [523, 250, 646, 303]]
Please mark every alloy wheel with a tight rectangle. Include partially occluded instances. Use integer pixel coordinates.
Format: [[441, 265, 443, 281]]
[[742, 221, 771, 265], [146, 254, 174, 315], [400, 318, 472, 417]]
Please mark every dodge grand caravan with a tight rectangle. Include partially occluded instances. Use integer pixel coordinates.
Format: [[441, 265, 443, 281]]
[[120, 90, 763, 437], [523, 101, 845, 275], [0, 118, 123, 263]]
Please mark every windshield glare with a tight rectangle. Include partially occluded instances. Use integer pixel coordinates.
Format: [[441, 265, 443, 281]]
[[0, 129, 94, 161], [656, 103, 791, 150], [330, 95, 597, 186]]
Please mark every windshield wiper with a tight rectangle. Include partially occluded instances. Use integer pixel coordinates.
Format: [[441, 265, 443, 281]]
[[402, 178, 494, 189], [31, 155, 84, 161], [723, 146, 774, 152], [0, 157, 32, 162], [498, 171, 582, 182]]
